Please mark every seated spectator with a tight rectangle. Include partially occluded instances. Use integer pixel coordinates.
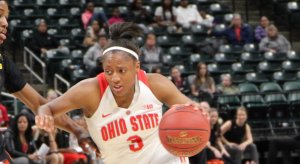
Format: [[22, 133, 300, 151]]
[[83, 34, 108, 71], [89, 57, 103, 77], [176, 0, 202, 28], [170, 66, 190, 95], [29, 19, 69, 58], [126, 0, 153, 28], [224, 13, 253, 47], [221, 107, 259, 164], [207, 108, 233, 163], [259, 24, 291, 53], [191, 63, 216, 103], [47, 89, 58, 101], [140, 33, 162, 72], [81, 2, 108, 29], [56, 115, 88, 164], [66, 115, 90, 163], [254, 16, 270, 42], [35, 129, 64, 164], [5, 112, 40, 164], [0, 103, 8, 127], [199, 10, 214, 28], [151, 66, 162, 74], [108, 8, 125, 26], [154, 0, 178, 29], [83, 20, 106, 47], [45, 91, 88, 164], [216, 74, 239, 95]]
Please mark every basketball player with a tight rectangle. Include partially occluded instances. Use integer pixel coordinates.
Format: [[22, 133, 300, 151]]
[[0, 0, 97, 161], [35, 22, 208, 164]]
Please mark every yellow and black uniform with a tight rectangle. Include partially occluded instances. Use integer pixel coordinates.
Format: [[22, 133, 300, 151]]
[[0, 53, 26, 161]]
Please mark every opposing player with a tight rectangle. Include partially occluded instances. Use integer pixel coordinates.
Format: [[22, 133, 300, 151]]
[[0, 0, 97, 161], [35, 22, 208, 163]]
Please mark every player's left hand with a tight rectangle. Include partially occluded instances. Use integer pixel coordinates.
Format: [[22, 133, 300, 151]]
[[77, 131, 101, 158]]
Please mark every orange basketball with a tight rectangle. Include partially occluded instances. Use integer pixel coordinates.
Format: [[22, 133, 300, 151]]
[[159, 104, 210, 157]]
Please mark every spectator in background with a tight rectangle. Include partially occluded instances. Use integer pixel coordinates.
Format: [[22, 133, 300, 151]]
[[207, 108, 232, 163], [45, 90, 88, 164], [108, 8, 125, 26], [35, 129, 64, 164], [47, 89, 58, 101], [151, 66, 162, 74], [254, 16, 270, 42], [224, 13, 253, 47], [81, 2, 108, 29], [199, 10, 214, 29], [216, 74, 239, 95], [83, 34, 108, 71], [0, 103, 8, 127], [259, 24, 291, 53], [126, 0, 153, 30], [4, 112, 39, 164], [140, 33, 162, 72], [83, 20, 106, 47], [170, 66, 190, 95], [176, 0, 202, 28], [64, 115, 89, 164], [29, 19, 69, 58], [89, 57, 103, 77], [221, 107, 259, 164], [191, 62, 215, 103], [154, 0, 178, 28]]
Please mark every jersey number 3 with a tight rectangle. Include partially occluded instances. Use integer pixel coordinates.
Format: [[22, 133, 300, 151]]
[[127, 135, 144, 152]]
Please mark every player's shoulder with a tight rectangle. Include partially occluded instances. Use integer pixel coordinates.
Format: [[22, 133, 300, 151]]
[[146, 73, 170, 88]]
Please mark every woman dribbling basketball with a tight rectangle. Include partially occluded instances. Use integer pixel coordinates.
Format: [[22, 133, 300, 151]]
[[35, 22, 207, 164]]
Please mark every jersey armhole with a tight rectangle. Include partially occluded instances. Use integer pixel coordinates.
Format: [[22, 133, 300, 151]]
[[137, 70, 149, 87], [96, 73, 108, 100]]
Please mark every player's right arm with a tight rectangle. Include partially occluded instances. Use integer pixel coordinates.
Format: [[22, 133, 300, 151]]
[[35, 78, 100, 132]]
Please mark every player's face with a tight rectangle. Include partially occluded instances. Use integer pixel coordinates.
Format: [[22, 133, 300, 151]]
[[17, 116, 29, 133], [103, 51, 140, 97], [0, 1, 8, 45]]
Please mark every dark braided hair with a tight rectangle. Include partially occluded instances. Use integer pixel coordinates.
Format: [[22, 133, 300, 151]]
[[103, 22, 144, 61]]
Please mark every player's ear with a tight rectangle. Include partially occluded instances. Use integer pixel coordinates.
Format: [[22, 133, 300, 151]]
[[135, 60, 140, 71]]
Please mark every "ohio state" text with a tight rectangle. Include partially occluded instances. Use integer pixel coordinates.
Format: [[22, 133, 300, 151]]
[[101, 113, 159, 141]]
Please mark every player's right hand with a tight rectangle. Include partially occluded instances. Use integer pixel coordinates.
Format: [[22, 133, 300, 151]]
[[35, 114, 55, 133]]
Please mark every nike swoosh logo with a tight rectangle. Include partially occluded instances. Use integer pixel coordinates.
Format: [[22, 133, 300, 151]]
[[102, 113, 111, 118]]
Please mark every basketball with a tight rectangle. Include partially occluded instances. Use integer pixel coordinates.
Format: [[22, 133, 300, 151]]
[[159, 104, 210, 157]]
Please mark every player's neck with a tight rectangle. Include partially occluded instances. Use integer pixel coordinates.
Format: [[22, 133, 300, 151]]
[[115, 88, 135, 109]]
